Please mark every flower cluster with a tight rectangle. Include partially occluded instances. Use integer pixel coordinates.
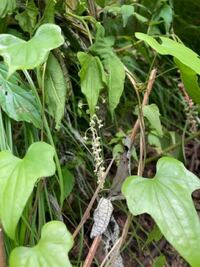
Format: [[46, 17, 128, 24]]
[[178, 83, 199, 132], [84, 114, 105, 185]]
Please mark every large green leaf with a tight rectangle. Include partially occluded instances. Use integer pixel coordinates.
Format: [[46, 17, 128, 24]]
[[0, 63, 42, 128], [135, 32, 200, 74], [0, 23, 64, 75], [122, 157, 200, 266], [0, 142, 55, 239], [45, 53, 68, 130], [90, 23, 125, 115], [174, 59, 200, 104], [0, 0, 16, 18], [135, 32, 200, 103], [103, 56, 125, 115], [15, 0, 38, 34], [78, 52, 106, 115], [9, 221, 73, 267]]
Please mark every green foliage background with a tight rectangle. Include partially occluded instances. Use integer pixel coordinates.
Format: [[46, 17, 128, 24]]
[[0, 0, 199, 266]]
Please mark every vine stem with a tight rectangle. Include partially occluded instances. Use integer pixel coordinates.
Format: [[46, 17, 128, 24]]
[[83, 235, 102, 267], [127, 68, 157, 147], [64, 12, 94, 45], [110, 69, 157, 265], [101, 68, 157, 267], [83, 69, 157, 267], [74, 158, 115, 266], [0, 226, 5, 267], [145, 130, 200, 164], [73, 157, 115, 239]]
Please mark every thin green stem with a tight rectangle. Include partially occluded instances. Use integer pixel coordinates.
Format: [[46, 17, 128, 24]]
[[4, 116, 13, 152], [23, 70, 64, 207], [0, 109, 7, 150], [23, 70, 41, 106], [65, 12, 94, 45], [145, 131, 200, 164], [41, 63, 47, 141]]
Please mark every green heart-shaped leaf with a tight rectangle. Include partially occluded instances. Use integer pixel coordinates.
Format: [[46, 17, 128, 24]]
[[78, 52, 106, 116], [0, 63, 42, 127], [135, 32, 200, 74], [122, 157, 200, 266], [0, 142, 55, 239], [9, 221, 73, 267], [0, 23, 64, 75], [135, 33, 200, 104], [90, 23, 125, 115]]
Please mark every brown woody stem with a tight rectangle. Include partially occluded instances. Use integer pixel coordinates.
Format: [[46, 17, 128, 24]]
[[0, 226, 5, 267]]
